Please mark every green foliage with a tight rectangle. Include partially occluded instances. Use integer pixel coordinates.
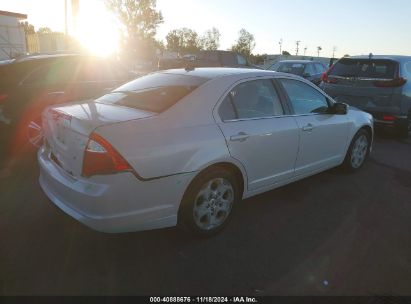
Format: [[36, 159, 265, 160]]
[[20, 22, 35, 35], [106, 0, 163, 57], [230, 28, 255, 59], [37, 27, 52, 34], [165, 28, 202, 54], [200, 27, 220, 51], [282, 50, 291, 56]]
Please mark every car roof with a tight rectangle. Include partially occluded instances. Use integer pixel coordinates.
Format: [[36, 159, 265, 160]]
[[277, 60, 316, 64], [13, 53, 95, 63], [159, 67, 281, 79], [346, 55, 411, 62]]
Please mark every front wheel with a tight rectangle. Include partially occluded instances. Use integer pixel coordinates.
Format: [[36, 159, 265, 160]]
[[342, 129, 371, 172], [178, 168, 240, 237]]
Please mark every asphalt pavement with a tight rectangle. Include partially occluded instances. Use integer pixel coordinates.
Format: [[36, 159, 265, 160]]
[[0, 135, 410, 295]]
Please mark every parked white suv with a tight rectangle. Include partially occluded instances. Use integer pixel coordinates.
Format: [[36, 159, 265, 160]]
[[38, 68, 373, 236]]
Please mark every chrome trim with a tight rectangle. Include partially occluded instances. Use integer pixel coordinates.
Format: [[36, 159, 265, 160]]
[[222, 113, 326, 123]]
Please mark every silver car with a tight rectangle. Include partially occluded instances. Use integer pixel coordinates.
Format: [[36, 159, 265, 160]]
[[38, 68, 373, 236], [320, 55, 411, 137]]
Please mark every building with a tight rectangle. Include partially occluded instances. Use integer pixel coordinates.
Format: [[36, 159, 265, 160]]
[[0, 10, 27, 60]]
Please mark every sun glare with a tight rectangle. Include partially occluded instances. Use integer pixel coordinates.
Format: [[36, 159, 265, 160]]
[[74, 2, 120, 57]]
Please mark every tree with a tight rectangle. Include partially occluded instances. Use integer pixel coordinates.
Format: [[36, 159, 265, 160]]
[[230, 28, 255, 59], [20, 21, 35, 35], [282, 50, 291, 56], [200, 27, 220, 51], [106, 0, 163, 57], [165, 28, 202, 54], [37, 27, 52, 34]]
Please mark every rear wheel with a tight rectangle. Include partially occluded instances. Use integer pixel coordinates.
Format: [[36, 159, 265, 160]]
[[342, 129, 371, 172], [179, 167, 240, 237]]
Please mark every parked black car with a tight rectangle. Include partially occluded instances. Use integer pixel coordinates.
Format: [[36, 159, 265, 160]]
[[158, 50, 253, 70], [320, 55, 411, 137], [0, 53, 135, 148], [267, 60, 327, 85]]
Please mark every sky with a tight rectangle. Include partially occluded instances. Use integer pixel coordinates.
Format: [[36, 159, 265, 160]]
[[1, 0, 411, 58]]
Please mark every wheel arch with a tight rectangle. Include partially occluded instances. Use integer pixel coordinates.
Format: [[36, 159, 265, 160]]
[[177, 161, 247, 218]]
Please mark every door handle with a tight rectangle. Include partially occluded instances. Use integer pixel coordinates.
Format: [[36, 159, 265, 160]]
[[230, 132, 250, 142], [302, 123, 314, 132]]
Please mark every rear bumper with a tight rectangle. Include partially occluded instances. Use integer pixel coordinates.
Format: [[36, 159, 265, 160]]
[[38, 146, 194, 233], [372, 113, 410, 131]]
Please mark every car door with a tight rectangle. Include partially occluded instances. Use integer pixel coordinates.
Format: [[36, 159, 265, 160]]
[[216, 78, 299, 191], [277, 78, 350, 176]]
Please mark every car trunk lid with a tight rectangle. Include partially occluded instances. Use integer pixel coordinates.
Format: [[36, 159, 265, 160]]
[[42, 100, 156, 177]]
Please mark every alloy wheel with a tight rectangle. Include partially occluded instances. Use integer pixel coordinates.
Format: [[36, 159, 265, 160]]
[[193, 178, 234, 231], [350, 134, 368, 168]]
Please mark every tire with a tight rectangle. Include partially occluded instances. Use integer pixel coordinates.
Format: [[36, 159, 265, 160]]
[[178, 167, 240, 237], [342, 129, 371, 172]]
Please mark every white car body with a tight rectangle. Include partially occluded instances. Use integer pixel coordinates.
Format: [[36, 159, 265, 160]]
[[38, 68, 373, 233]]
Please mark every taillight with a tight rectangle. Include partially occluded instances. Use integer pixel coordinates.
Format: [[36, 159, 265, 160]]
[[383, 115, 397, 121], [374, 77, 407, 88], [321, 66, 338, 84], [82, 132, 133, 177], [0, 94, 8, 103]]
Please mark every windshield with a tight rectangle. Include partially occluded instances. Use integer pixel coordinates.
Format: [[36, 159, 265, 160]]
[[96, 72, 208, 113], [330, 58, 398, 79]]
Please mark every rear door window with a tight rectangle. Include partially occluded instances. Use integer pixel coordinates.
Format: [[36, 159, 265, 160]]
[[219, 79, 284, 121], [330, 58, 398, 79]]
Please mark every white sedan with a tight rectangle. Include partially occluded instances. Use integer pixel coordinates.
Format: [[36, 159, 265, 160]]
[[38, 68, 373, 236]]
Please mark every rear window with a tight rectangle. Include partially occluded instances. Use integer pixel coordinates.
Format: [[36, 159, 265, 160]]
[[330, 58, 398, 79], [276, 63, 305, 76], [96, 73, 208, 113]]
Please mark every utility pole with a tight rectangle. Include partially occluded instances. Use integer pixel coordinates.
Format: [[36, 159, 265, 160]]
[[295, 40, 301, 56], [304, 46, 307, 56], [332, 46, 337, 58], [279, 39, 283, 55], [64, 0, 68, 36]]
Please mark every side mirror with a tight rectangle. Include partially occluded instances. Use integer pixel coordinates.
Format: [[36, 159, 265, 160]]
[[331, 102, 348, 115]]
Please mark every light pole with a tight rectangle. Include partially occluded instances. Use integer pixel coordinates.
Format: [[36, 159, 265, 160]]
[[295, 40, 300, 56], [317, 46, 322, 57], [304, 47, 307, 56], [279, 39, 283, 55], [332, 46, 337, 59]]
